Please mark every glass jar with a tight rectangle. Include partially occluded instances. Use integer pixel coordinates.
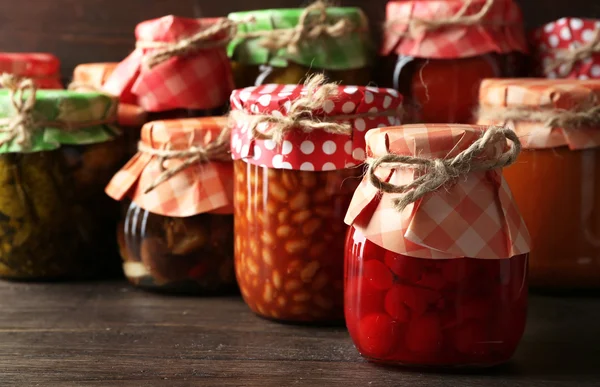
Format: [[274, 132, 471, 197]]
[[0, 53, 62, 89], [344, 124, 530, 367], [106, 116, 235, 293], [103, 16, 234, 120], [379, 0, 527, 123], [478, 78, 600, 289], [531, 18, 600, 80], [0, 84, 123, 280], [118, 202, 235, 293], [345, 227, 528, 366], [229, 81, 403, 323], [228, 5, 372, 88]]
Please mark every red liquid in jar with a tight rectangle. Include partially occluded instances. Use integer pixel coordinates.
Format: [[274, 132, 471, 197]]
[[345, 226, 528, 367]]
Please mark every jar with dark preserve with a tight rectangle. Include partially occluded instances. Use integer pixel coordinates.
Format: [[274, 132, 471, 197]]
[[229, 77, 403, 323], [478, 78, 600, 289], [0, 53, 63, 89], [71, 63, 148, 156], [0, 75, 124, 279], [227, 1, 372, 88], [106, 117, 236, 294], [530, 18, 600, 79], [379, 0, 527, 124], [344, 124, 530, 367], [103, 15, 235, 121]]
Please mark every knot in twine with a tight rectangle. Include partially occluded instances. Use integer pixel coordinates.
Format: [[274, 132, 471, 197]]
[[547, 29, 600, 76], [386, 0, 496, 39], [136, 18, 238, 69], [139, 127, 231, 194], [0, 73, 41, 149], [368, 126, 521, 212], [229, 73, 403, 145], [477, 95, 600, 129], [238, 1, 364, 55]]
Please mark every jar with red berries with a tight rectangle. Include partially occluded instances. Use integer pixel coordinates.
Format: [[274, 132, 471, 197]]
[[344, 124, 530, 367], [229, 76, 403, 323], [379, 0, 527, 123], [106, 117, 235, 294]]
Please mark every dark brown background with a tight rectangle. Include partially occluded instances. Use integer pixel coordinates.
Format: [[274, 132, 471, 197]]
[[0, 0, 598, 79]]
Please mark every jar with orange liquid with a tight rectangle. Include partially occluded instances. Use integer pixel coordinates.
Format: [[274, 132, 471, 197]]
[[478, 78, 600, 289]]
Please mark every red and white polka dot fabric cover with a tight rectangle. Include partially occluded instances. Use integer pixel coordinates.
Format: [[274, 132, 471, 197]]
[[532, 18, 600, 79], [230, 84, 403, 171]]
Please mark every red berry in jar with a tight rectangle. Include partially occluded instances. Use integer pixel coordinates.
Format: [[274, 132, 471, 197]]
[[363, 260, 394, 291], [384, 287, 410, 322], [357, 313, 398, 358], [406, 314, 443, 354], [384, 251, 423, 282]]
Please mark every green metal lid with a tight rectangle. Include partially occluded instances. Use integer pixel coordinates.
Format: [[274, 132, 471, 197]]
[[228, 6, 373, 70], [0, 86, 119, 153]]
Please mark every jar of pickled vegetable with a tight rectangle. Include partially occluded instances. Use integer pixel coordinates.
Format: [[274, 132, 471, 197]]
[[344, 124, 530, 367], [229, 75, 403, 323], [531, 18, 600, 79], [478, 78, 600, 289], [106, 117, 235, 294], [103, 15, 235, 121], [227, 1, 372, 88], [0, 74, 124, 279], [380, 0, 527, 124], [71, 63, 148, 156], [0, 53, 62, 89]]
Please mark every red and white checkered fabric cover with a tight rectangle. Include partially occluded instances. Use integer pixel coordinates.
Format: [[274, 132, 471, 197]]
[[103, 16, 234, 113], [382, 0, 528, 59], [0, 53, 62, 89], [345, 124, 531, 259]]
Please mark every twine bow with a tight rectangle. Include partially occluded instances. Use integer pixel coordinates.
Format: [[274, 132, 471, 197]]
[[229, 73, 403, 145], [136, 18, 238, 69], [547, 29, 600, 76], [140, 127, 231, 194], [237, 0, 364, 55], [0, 73, 39, 149], [477, 95, 600, 129], [368, 126, 521, 212], [386, 0, 496, 39]]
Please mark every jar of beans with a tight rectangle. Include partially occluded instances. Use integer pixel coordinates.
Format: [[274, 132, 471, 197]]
[[229, 76, 403, 323], [344, 124, 530, 367]]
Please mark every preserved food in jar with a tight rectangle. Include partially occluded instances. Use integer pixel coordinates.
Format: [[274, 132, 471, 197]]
[[228, 2, 372, 88], [0, 75, 123, 279], [0, 53, 62, 89], [531, 18, 600, 79], [478, 78, 600, 289], [106, 117, 235, 293], [380, 0, 527, 124], [103, 16, 234, 121], [344, 124, 530, 366], [229, 76, 403, 323], [71, 62, 148, 156]]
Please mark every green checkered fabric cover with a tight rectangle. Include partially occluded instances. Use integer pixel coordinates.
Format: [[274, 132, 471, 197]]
[[228, 7, 373, 70], [0, 90, 119, 153]]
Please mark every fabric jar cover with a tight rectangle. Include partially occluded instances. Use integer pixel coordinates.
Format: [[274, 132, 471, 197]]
[[345, 124, 531, 259], [105, 117, 233, 217], [227, 6, 372, 70], [103, 16, 235, 113], [531, 18, 600, 79], [478, 78, 600, 150], [229, 83, 403, 171], [382, 0, 528, 59], [72, 63, 147, 128], [0, 53, 62, 89], [0, 88, 119, 153]]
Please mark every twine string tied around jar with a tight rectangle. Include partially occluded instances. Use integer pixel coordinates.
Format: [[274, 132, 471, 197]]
[[136, 17, 239, 70], [367, 126, 521, 212], [139, 127, 231, 194], [229, 73, 404, 145]]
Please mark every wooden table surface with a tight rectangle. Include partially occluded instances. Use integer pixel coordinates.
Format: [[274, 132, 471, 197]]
[[0, 281, 598, 387]]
